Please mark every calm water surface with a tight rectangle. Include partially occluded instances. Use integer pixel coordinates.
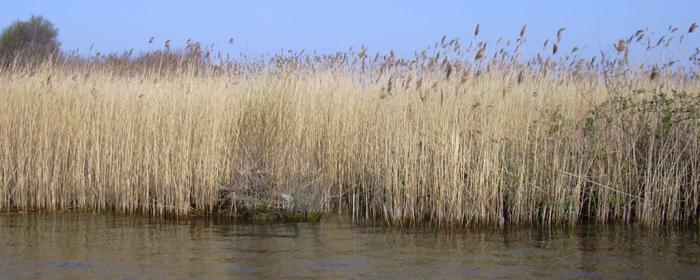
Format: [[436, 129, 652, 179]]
[[0, 213, 698, 279]]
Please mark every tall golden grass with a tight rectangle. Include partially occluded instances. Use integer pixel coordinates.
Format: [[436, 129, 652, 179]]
[[1, 26, 699, 226]]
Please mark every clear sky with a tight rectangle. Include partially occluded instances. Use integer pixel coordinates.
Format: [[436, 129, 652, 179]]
[[1, 0, 698, 60]]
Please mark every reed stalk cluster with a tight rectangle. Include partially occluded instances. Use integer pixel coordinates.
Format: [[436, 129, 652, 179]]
[[1, 25, 699, 226]]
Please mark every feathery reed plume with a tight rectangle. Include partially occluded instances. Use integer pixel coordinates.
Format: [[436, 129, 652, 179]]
[[690, 23, 698, 33], [386, 75, 394, 93], [519, 25, 527, 38], [148, 37, 155, 44], [656, 36, 665, 47], [552, 44, 558, 55], [615, 39, 627, 53], [445, 62, 453, 79], [650, 65, 659, 80], [556, 28, 566, 42], [516, 70, 524, 84], [474, 24, 480, 36], [475, 44, 486, 60]]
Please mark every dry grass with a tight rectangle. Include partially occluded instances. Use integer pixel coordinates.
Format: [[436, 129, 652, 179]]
[[1, 26, 699, 227]]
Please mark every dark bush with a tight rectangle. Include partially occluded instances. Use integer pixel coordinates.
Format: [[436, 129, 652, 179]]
[[0, 15, 60, 65]]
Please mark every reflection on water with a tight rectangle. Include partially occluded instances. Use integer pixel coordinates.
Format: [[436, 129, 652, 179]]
[[0, 213, 698, 279]]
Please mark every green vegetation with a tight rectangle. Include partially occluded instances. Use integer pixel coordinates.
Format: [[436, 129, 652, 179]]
[[0, 22, 699, 227], [0, 15, 59, 65]]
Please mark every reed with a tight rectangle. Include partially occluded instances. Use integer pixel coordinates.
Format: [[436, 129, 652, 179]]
[[0, 25, 699, 227]]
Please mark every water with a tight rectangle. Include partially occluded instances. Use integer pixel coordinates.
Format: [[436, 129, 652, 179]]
[[0, 213, 698, 279]]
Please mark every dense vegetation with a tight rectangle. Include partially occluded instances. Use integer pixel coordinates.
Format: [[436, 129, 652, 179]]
[[1, 23, 699, 227]]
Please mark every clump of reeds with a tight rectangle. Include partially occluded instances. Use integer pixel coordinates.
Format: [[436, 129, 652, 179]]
[[0, 24, 699, 227]]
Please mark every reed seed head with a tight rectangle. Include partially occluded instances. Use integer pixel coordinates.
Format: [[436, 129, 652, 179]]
[[615, 39, 627, 53], [475, 45, 486, 60], [556, 28, 566, 42]]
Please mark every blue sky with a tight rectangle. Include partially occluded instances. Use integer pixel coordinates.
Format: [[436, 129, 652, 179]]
[[1, 1, 698, 60]]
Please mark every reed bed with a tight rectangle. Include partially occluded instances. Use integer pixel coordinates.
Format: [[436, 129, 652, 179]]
[[1, 26, 699, 227]]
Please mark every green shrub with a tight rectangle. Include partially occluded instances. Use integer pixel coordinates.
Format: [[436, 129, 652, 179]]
[[0, 15, 59, 65]]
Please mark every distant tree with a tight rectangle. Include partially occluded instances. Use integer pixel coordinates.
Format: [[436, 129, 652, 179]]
[[0, 15, 60, 64]]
